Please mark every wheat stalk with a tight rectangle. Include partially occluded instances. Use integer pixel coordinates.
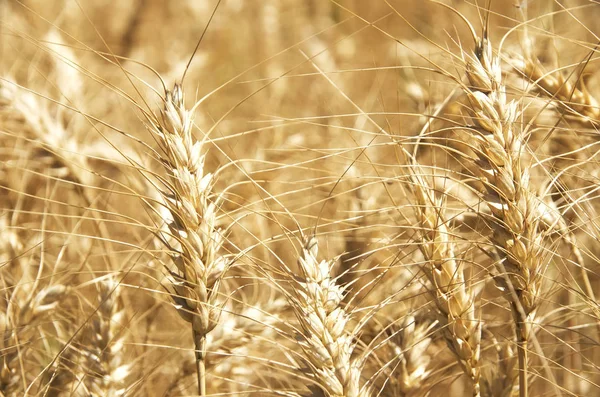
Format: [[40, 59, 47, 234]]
[[146, 82, 233, 396], [460, 32, 557, 397]]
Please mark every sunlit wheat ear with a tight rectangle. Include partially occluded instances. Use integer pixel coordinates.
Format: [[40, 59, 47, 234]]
[[461, 33, 557, 396], [407, 166, 482, 396], [147, 82, 234, 396], [289, 236, 368, 397], [82, 277, 130, 397]]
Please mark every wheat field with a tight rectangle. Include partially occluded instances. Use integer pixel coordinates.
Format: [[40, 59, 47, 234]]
[[1, 1, 599, 396]]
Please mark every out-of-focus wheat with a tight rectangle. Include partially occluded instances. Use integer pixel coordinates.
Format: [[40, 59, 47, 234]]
[[82, 277, 130, 396], [511, 44, 599, 124], [378, 315, 434, 397], [1, 252, 68, 395]]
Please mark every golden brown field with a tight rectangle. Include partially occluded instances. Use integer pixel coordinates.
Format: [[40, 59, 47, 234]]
[[1, 1, 600, 396]]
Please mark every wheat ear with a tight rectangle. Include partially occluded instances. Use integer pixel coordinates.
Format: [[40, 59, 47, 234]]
[[407, 166, 482, 396], [511, 48, 599, 124], [290, 236, 367, 397], [383, 315, 434, 397], [1, 283, 68, 395], [512, 47, 600, 327], [148, 83, 233, 396], [82, 277, 129, 396], [462, 34, 554, 397]]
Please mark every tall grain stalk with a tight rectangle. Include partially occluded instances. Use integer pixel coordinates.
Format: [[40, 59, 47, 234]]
[[146, 83, 233, 396], [460, 31, 555, 397]]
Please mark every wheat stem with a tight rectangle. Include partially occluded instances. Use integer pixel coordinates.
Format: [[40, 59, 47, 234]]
[[194, 333, 207, 396], [516, 319, 529, 397]]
